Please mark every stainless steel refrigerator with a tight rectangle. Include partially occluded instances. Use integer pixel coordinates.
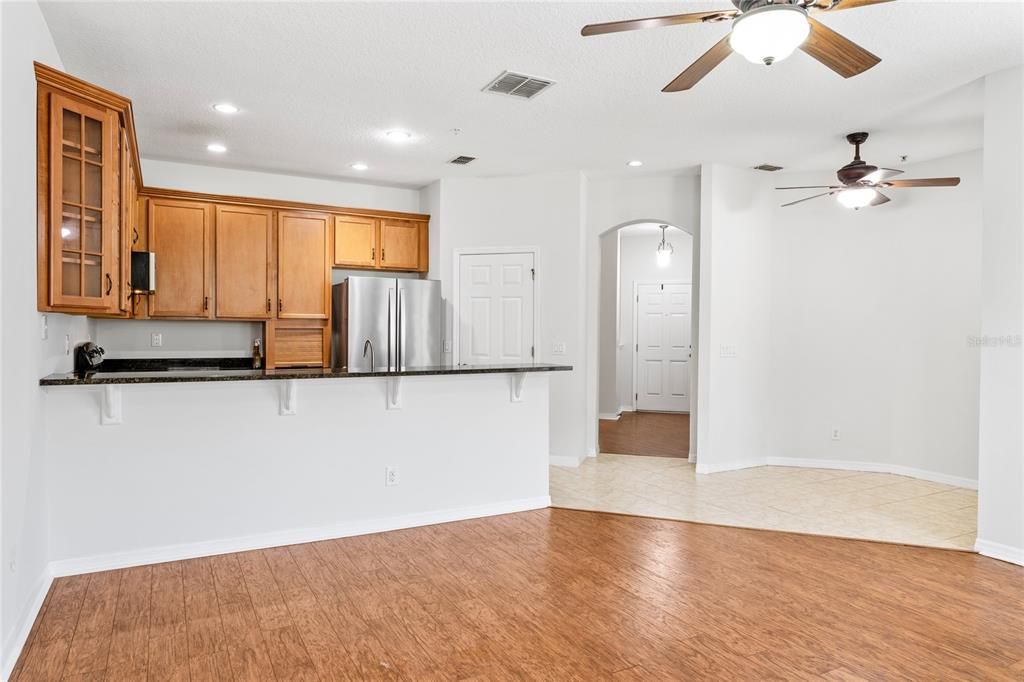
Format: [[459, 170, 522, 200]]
[[332, 276, 442, 371]]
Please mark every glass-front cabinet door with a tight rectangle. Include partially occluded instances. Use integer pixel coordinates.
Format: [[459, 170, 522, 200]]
[[48, 93, 118, 310]]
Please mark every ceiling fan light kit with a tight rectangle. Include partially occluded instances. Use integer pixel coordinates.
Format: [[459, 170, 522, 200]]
[[581, 0, 887, 92], [776, 132, 962, 209], [729, 5, 811, 66]]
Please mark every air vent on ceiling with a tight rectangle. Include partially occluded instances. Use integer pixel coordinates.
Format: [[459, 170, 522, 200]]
[[448, 155, 476, 165], [483, 71, 555, 99], [753, 163, 784, 172]]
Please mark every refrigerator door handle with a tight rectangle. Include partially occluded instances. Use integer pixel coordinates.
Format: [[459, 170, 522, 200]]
[[386, 288, 393, 372], [397, 288, 403, 371]]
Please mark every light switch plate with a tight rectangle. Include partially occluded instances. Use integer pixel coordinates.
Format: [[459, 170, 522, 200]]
[[719, 344, 737, 358], [40, 315, 48, 340], [552, 342, 567, 355], [151, 332, 163, 347]]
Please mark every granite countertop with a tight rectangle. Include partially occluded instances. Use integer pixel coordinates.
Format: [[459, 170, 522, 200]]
[[40, 358, 573, 386]]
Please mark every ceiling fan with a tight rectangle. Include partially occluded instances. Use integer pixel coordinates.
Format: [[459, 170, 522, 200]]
[[581, 0, 891, 92], [777, 132, 961, 209]]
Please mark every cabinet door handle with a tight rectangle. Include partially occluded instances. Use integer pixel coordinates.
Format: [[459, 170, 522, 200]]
[[203, 296, 209, 311], [267, 298, 271, 313], [382, 248, 385, 262], [132, 227, 139, 244], [371, 247, 375, 262], [279, 298, 284, 312], [105, 273, 112, 295]]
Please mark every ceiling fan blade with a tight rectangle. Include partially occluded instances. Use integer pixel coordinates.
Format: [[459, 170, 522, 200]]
[[812, 0, 896, 13], [800, 17, 881, 78], [884, 177, 961, 188], [581, 10, 737, 37], [869, 191, 891, 206], [776, 185, 842, 190], [781, 191, 835, 207], [663, 35, 733, 92], [862, 167, 903, 184]]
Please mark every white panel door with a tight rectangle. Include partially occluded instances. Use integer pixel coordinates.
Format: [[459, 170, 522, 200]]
[[459, 252, 535, 365], [635, 282, 691, 412]]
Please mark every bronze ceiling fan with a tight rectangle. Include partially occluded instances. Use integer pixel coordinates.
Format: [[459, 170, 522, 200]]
[[777, 132, 961, 209], [581, 0, 892, 92]]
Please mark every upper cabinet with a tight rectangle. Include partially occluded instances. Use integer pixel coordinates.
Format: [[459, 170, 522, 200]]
[[148, 198, 213, 318], [215, 205, 274, 319], [278, 210, 331, 319], [36, 63, 142, 315], [333, 215, 377, 268], [380, 218, 426, 271], [334, 214, 428, 273]]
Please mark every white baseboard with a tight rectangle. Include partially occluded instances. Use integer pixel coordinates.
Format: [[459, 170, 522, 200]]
[[764, 457, 978, 490], [695, 458, 765, 475], [2, 567, 55, 681], [598, 412, 620, 421], [618, 404, 634, 414], [687, 450, 696, 464], [47, 496, 550, 578], [550, 453, 586, 467], [974, 538, 1024, 566], [693, 456, 978, 490]]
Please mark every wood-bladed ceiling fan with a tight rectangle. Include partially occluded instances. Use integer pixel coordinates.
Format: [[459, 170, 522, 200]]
[[581, 0, 892, 92], [777, 132, 961, 208]]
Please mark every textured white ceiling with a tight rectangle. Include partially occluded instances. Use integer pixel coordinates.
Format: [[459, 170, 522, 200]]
[[39, 1, 1022, 188]]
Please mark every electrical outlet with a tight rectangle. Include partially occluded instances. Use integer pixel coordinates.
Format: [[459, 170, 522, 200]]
[[385, 466, 399, 487], [552, 342, 567, 355], [40, 314, 48, 340], [151, 332, 163, 347], [831, 428, 841, 441], [64, 334, 70, 355], [442, 339, 451, 353]]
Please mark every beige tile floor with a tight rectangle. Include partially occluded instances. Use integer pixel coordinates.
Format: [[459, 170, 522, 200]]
[[550, 454, 978, 550]]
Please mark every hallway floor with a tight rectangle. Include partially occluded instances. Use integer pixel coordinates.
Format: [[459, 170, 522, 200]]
[[599, 412, 689, 458], [551, 454, 977, 551]]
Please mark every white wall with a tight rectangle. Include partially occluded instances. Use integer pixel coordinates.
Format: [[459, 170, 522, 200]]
[[696, 164, 775, 473], [597, 231, 619, 417], [0, 4, 94, 674], [976, 67, 1023, 564], [436, 174, 588, 463], [141, 158, 424, 214], [43, 374, 550, 571], [585, 173, 701, 456], [613, 228, 693, 413], [766, 150, 983, 486]]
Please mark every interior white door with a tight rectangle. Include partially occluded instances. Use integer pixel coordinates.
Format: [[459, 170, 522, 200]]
[[635, 282, 691, 412], [459, 252, 535, 365]]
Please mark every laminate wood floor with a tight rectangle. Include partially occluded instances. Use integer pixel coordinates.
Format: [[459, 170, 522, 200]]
[[12, 508, 1024, 681], [599, 411, 689, 458]]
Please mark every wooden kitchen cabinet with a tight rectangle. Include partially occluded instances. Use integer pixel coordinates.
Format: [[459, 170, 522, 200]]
[[277, 210, 331, 319], [215, 205, 274, 319], [380, 218, 427, 271], [148, 198, 213, 318], [333, 215, 378, 268], [42, 92, 120, 312]]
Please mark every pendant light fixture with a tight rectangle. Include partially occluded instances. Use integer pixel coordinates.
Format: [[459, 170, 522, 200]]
[[656, 225, 674, 268]]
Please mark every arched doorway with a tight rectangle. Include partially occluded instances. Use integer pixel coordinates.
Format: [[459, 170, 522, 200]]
[[596, 220, 697, 460]]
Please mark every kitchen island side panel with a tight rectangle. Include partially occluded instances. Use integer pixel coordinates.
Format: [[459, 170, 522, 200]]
[[43, 373, 549, 571]]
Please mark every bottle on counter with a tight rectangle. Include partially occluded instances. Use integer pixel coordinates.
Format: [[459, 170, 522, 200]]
[[252, 339, 263, 369]]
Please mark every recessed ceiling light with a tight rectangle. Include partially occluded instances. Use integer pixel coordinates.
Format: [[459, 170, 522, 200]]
[[350, 162, 369, 171], [212, 103, 239, 114], [206, 143, 227, 153], [627, 160, 643, 167], [384, 129, 413, 143]]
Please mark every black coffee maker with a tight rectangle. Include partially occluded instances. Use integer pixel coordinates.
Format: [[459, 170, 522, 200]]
[[74, 342, 105, 375]]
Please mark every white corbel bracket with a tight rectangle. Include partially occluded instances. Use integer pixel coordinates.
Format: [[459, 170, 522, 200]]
[[101, 385, 123, 425], [386, 376, 403, 410], [280, 380, 298, 416], [510, 372, 527, 403]]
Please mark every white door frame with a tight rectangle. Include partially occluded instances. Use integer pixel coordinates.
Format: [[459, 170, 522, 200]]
[[452, 247, 541, 366], [631, 279, 691, 412]]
